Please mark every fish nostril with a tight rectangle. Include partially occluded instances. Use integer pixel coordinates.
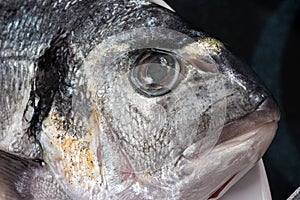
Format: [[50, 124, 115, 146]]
[[247, 91, 266, 109], [257, 97, 280, 121], [249, 91, 265, 103], [247, 84, 278, 115], [241, 85, 269, 110]]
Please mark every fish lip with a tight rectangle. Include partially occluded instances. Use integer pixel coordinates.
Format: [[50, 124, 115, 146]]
[[173, 121, 278, 199], [217, 97, 280, 144], [175, 101, 279, 199]]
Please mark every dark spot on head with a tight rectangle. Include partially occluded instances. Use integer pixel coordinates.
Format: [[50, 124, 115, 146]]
[[161, 102, 168, 109], [193, 76, 202, 82]]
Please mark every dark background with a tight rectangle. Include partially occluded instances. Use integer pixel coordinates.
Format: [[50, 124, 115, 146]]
[[164, 0, 300, 199]]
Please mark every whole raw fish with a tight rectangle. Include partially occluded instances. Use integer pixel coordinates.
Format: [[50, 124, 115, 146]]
[[0, 0, 280, 199]]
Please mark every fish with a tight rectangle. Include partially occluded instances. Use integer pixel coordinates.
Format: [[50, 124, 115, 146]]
[[0, 0, 280, 199]]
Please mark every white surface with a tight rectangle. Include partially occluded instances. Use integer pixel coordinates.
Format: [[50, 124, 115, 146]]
[[220, 159, 272, 200], [287, 187, 300, 200], [150, 0, 174, 11]]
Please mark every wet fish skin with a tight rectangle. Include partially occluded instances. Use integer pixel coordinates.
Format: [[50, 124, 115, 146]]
[[0, 0, 197, 159], [0, 0, 279, 199]]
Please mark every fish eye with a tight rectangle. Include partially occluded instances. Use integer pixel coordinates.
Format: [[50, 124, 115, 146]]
[[130, 49, 181, 97]]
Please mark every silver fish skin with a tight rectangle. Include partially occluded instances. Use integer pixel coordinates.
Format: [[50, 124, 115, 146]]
[[0, 0, 280, 200]]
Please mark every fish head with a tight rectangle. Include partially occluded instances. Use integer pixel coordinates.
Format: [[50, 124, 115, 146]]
[[38, 1, 280, 199]]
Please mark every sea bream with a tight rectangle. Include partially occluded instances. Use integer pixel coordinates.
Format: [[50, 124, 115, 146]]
[[0, 0, 280, 199]]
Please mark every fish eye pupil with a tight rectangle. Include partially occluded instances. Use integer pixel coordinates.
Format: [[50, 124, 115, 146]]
[[130, 49, 180, 97], [146, 62, 168, 83]]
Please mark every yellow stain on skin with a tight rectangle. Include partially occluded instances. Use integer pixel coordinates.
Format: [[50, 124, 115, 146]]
[[86, 151, 95, 169], [59, 134, 97, 183], [42, 108, 103, 190], [179, 37, 225, 61], [197, 38, 225, 53]]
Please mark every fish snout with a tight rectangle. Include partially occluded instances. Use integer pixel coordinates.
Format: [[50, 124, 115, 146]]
[[217, 96, 280, 145]]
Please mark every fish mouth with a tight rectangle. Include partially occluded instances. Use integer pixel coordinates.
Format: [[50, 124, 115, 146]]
[[176, 97, 280, 199], [203, 98, 280, 199], [205, 120, 278, 200], [217, 97, 280, 145], [180, 97, 280, 161]]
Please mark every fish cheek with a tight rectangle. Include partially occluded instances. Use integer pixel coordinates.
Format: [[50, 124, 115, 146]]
[[111, 68, 223, 173]]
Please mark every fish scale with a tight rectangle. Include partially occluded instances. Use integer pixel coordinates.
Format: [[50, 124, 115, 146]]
[[0, 0, 95, 159]]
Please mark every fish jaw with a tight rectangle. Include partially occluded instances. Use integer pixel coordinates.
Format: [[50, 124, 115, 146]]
[[175, 98, 279, 200], [204, 123, 278, 200], [200, 97, 280, 199], [217, 97, 280, 144]]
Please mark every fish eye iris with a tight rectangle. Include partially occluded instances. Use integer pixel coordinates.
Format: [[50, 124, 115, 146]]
[[130, 49, 180, 97]]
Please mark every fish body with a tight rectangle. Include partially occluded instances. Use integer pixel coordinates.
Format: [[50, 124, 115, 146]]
[[0, 0, 279, 199]]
